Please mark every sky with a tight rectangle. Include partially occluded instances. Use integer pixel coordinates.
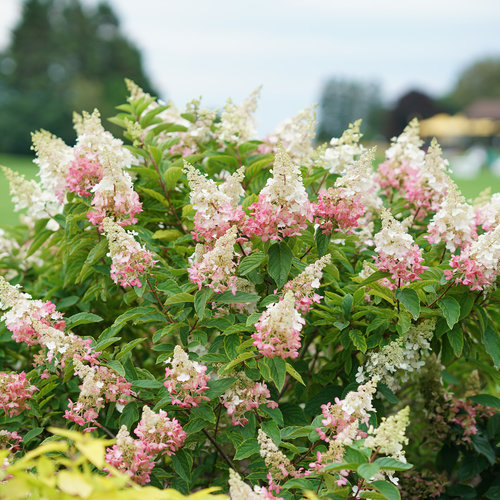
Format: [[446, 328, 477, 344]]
[[1, 0, 499, 134]]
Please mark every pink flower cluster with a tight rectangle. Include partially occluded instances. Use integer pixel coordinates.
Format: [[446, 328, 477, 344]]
[[252, 291, 304, 359], [444, 226, 500, 291], [194, 202, 246, 242], [164, 346, 209, 407], [188, 226, 239, 294], [103, 218, 157, 288], [221, 376, 278, 426], [105, 406, 186, 485], [65, 152, 104, 197], [105, 426, 155, 485], [64, 361, 133, 426], [134, 405, 187, 456], [87, 173, 143, 230], [373, 209, 427, 288], [313, 188, 365, 235], [0, 430, 22, 454], [244, 195, 312, 242], [0, 371, 38, 417]]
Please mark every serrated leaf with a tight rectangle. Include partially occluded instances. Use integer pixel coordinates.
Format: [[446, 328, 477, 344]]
[[194, 287, 213, 319], [471, 434, 495, 465], [482, 325, 500, 367], [437, 296, 460, 329], [358, 462, 381, 480], [268, 241, 292, 289], [66, 312, 103, 329], [216, 290, 260, 304], [239, 252, 265, 276], [163, 166, 183, 190], [221, 352, 254, 373], [370, 480, 401, 500], [374, 457, 413, 471], [315, 226, 330, 257], [164, 292, 195, 305], [116, 338, 146, 360], [395, 288, 420, 320], [447, 324, 463, 357], [285, 362, 305, 386], [234, 438, 260, 460], [468, 394, 500, 409], [204, 378, 235, 399], [359, 270, 391, 286], [349, 329, 367, 353], [342, 294, 353, 318], [22, 427, 44, 445]]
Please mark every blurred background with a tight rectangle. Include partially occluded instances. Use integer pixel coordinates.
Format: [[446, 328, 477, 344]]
[[1, 0, 499, 223]]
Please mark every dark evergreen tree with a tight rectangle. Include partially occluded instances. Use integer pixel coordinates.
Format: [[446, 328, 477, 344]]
[[0, 0, 157, 153]]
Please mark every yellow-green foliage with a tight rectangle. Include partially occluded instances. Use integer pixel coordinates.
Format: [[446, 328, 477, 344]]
[[0, 428, 227, 500]]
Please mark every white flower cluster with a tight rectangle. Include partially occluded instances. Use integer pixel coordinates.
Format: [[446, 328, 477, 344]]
[[374, 209, 415, 261], [385, 118, 425, 168], [31, 129, 73, 199], [365, 406, 410, 462], [2, 166, 61, 222], [184, 162, 244, 213], [335, 148, 382, 211], [356, 319, 436, 390], [261, 147, 310, 210], [464, 225, 500, 284], [323, 119, 366, 174], [228, 469, 274, 500], [165, 345, 206, 384], [216, 87, 261, 144], [341, 378, 378, 421], [427, 186, 477, 251], [475, 191, 500, 231], [265, 106, 317, 164], [257, 429, 294, 481]]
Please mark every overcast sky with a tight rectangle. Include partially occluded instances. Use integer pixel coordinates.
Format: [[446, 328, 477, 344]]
[[1, 0, 499, 133]]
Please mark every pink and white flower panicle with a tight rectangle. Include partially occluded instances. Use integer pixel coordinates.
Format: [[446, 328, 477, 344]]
[[284, 254, 331, 313], [244, 147, 313, 242], [103, 217, 156, 287], [252, 291, 305, 359], [221, 374, 278, 426], [64, 360, 133, 426], [188, 225, 239, 294], [134, 405, 187, 456], [164, 345, 209, 407], [445, 225, 500, 291], [373, 208, 426, 288], [184, 161, 246, 242], [0, 371, 37, 417]]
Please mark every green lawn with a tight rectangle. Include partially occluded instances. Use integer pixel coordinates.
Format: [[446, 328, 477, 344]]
[[0, 154, 499, 227]]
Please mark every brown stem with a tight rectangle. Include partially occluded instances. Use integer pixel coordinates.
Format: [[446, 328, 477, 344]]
[[146, 276, 173, 323], [428, 279, 455, 308], [94, 421, 115, 439], [202, 428, 236, 470], [300, 245, 313, 260], [146, 149, 183, 228]]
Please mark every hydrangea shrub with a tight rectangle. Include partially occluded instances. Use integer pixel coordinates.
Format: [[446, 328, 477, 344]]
[[0, 80, 499, 499]]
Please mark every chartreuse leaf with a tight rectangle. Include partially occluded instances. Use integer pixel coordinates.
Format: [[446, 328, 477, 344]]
[[268, 241, 292, 289], [395, 288, 420, 320], [285, 362, 305, 385], [437, 297, 460, 329], [349, 329, 367, 353]]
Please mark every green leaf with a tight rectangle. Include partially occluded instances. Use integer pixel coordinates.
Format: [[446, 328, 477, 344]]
[[132, 380, 164, 389], [119, 402, 139, 429], [377, 383, 398, 404], [171, 449, 192, 485], [374, 457, 413, 471], [447, 324, 463, 356], [194, 287, 213, 319], [234, 438, 260, 460], [395, 288, 420, 320], [23, 427, 44, 445], [321, 461, 358, 472], [342, 294, 353, 318], [65, 312, 103, 330], [268, 241, 292, 289], [270, 357, 287, 391], [191, 405, 216, 424], [370, 480, 401, 500], [204, 378, 235, 399], [437, 297, 460, 329], [285, 362, 305, 386], [482, 325, 500, 367], [153, 229, 183, 241], [357, 462, 381, 480], [239, 252, 265, 276], [471, 434, 496, 465], [315, 226, 330, 257], [349, 329, 367, 353], [164, 292, 195, 305], [359, 270, 391, 286], [206, 154, 239, 171], [221, 352, 254, 373], [468, 394, 500, 409], [116, 338, 146, 360], [216, 290, 260, 304], [163, 166, 183, 190], [27, 228, 53, 257], [261, 420, 281, 446], [85, 239, 108, 265]]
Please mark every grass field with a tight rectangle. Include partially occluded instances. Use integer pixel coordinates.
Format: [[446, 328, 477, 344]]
[[0, 153, 499, 227]]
